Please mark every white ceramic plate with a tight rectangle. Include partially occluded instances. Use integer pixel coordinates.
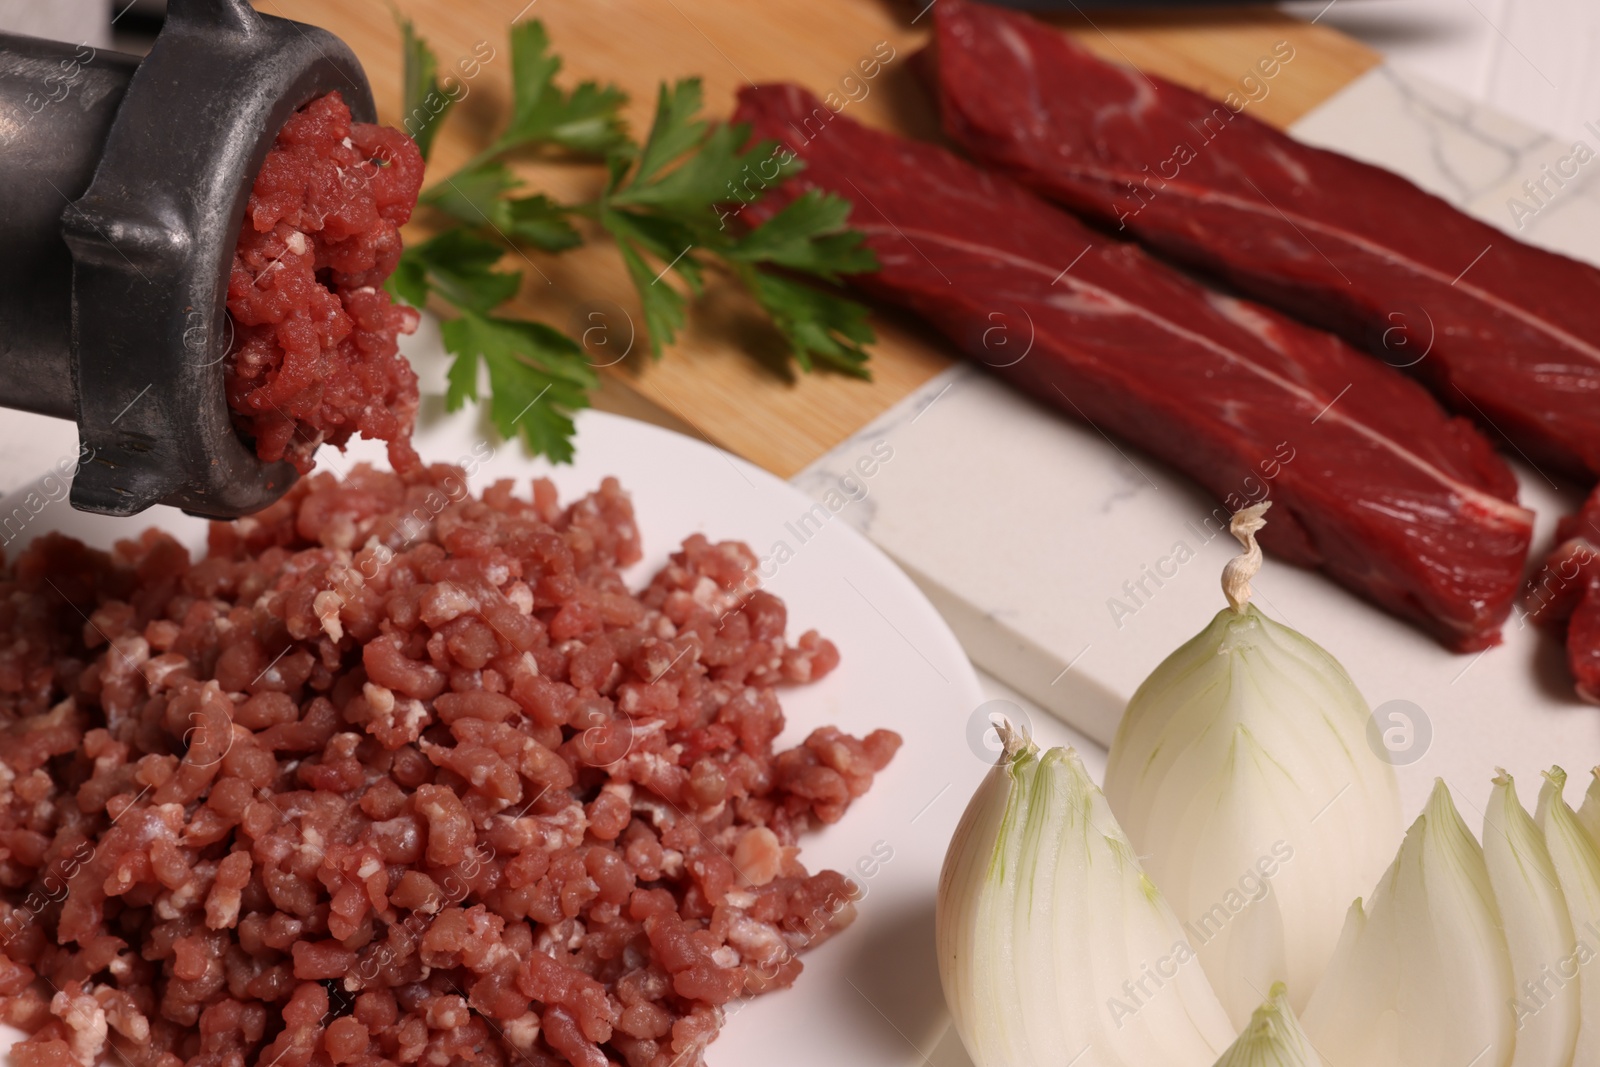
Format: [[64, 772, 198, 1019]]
[[0, 350, 987, 1065]]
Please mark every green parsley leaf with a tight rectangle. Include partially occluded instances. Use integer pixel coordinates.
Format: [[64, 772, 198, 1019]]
[[633, 79, 710, 185], [439, 311, 598, 462], [392, 230, 522, 314], [424, 164, 582, 252], [495, 21, 628, 156], [590, 74, 879, 369], [615, 240, 687, 358], [397, 15, 454, 162], [726, 190, 878, 280], [602, 208, 704, 294], [387, 248, 430, 309], [744, 270, 874, 378], [395, 18, 882, 462], [609, 121, 776, 221], [421, 162, 520, 222], [504, 195, 583, 252]]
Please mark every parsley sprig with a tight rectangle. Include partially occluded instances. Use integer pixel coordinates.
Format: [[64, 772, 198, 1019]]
[[388, 20, 878, 462]]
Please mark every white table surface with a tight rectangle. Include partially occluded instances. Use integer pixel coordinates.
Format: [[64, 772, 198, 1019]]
[[0, 0, 110, 48], [1280, 0, 1599, 143]]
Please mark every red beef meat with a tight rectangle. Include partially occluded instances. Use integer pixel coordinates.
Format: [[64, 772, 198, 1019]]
[[733, 83, 1533, 651], [226, 92, 424, 476], [924, 0, 1600, 480], [1526, 487, 1600, 700]]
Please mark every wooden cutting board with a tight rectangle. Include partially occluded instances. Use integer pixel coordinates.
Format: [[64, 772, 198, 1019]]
[[254, 0, 1378, 476]]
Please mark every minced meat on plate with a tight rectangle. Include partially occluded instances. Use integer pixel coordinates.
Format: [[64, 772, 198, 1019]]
[[0, 466, 899, 1066]]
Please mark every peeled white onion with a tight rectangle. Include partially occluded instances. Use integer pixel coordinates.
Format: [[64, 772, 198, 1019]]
[[1104, 503, 1403, 1026], [1537, 768, 1600, 1066], [1482, 771, 1578, 1067], [937, 725, 1235, 1067], [1211, 983, 1322, 1067], [1300, 780, 1514, 1067]]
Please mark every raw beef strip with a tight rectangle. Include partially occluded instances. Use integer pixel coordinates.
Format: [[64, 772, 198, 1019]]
[[924, 0, 1600, 480], [1526, 489, 1600, 700], [733, 84, 1533, 651]]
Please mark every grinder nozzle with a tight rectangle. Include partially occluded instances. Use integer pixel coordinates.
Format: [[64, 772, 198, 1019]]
[[0, 0, 375, 518]]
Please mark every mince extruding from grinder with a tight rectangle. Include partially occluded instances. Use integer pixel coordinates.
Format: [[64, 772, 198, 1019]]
[[0, 466, 898, 1066], [923, 0, 1600, 481], [732, 83, 1533, 651], [227, 93, 425, 477]]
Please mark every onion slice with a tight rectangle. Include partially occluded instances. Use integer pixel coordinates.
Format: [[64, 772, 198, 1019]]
[[1483, 771, 1578, 1067], [1211, 983, 1322, 1067], [1537, 767, 1600, 1066], [1576, 767, 1600, 845], [1105, 503, 1403, 1026], [937, 724, 1235, 1067], [1300, 779, 1515, 1067]]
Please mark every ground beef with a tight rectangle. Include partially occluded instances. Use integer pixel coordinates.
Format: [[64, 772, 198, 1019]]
[[226, 93, 425, 476], [0, 467, 899, 1066]]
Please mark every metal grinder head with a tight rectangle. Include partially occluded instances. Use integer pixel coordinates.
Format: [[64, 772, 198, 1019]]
[[0, 0, 375, 518]]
